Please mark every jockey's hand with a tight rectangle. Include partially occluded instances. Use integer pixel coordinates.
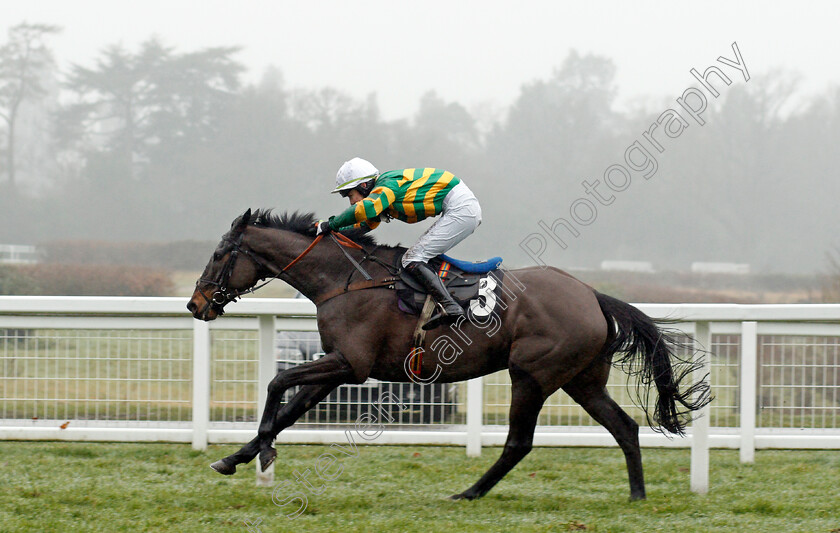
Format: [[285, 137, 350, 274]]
[[315, 220, 332, 236]]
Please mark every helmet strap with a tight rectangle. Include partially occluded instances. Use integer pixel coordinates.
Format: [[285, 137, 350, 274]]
[[357, 180, 374, 197]]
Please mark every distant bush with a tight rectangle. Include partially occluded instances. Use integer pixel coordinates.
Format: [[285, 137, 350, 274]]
[[0, 264, 174, 296], [0, 266, 41, 295], [577, 269, 819, 304], [606, 283, 762, 304], [40, 241, 214, 270]]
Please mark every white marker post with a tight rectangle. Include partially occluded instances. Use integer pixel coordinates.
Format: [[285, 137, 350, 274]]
[[690, 321, 711, 494]]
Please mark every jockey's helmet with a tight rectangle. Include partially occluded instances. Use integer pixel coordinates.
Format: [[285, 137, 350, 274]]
[[333, 157, 378, 194]]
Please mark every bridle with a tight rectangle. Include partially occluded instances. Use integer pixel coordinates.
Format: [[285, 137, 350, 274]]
[[196, 230, 322, 316], [195, 228, 394, 316]]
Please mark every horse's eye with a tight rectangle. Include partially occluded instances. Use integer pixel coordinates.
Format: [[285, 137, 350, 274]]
[[213, 252, 223, 261]]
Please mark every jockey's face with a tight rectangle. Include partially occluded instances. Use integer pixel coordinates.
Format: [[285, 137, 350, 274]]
[[347, 189, 365, 205]]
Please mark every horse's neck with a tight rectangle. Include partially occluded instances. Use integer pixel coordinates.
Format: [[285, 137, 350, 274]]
[[249, 227, 370, 300]]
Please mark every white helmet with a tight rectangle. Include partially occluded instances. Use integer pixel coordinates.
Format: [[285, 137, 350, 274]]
[[333, 157, 379, 194]]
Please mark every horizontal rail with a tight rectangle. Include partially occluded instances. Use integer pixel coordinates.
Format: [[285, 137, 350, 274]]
[[634, 303, 840, 322], [2, 296, 840, 322], [2, 426, 838, 449], [0, 296, 316, 316]]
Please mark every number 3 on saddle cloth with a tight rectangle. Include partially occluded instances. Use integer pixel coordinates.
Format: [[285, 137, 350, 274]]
[[396, 253, 505, 377]]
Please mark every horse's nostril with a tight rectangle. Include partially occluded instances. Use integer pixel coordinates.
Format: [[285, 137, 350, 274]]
[[187, 301, 197, 314]]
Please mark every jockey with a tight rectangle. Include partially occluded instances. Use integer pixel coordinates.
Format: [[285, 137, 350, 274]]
[[316, 157, 482, 330]]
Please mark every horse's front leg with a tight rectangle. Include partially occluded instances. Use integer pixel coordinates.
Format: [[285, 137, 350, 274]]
[[256, 351, 356, 470], [210, 384, 332, 475], [210, 352, 355, 475]]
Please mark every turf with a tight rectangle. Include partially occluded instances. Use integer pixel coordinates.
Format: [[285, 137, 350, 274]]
[[0, 442, 837, 532]]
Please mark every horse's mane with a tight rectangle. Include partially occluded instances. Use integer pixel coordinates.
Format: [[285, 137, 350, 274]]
[[249, 209, 388, 249]]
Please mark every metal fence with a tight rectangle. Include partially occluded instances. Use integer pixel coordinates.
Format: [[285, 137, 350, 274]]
[[2, 297, 840, 455]]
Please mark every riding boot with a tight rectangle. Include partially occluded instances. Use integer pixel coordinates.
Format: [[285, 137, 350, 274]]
[[404, 261, 465, 330]]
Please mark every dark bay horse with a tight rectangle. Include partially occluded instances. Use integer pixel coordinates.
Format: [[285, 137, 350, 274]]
[[187, 209, 710, 501]]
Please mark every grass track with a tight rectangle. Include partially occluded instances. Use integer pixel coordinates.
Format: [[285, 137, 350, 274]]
[[0, 442, 838, 532]]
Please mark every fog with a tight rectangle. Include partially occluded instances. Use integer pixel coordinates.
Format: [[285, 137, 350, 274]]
[[1, 1, 839, 277]]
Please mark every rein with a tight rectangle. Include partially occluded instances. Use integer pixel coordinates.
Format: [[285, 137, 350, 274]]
[[198, 228, 397, 312], [229, 232, 327, 297], [329, 232, 372, 280]]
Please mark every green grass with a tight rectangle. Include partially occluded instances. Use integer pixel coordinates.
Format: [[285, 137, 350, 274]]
[[0, 443, 838, 532]]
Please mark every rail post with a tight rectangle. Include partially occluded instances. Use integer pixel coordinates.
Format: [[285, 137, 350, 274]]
[[466, 375, 483, 456], [256, 314, 277, 486], [690, 320, 711, 494], [192, 320, 211, 451], [740, 321, 758, 463]]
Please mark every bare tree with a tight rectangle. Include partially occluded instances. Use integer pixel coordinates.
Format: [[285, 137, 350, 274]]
[[0, 22, 61, 191]]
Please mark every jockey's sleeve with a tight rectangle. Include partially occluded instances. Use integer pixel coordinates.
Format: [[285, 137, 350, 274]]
[[350, 218, 380, 231], [361, 219, 381, 230], [328, 187, 395, 231]]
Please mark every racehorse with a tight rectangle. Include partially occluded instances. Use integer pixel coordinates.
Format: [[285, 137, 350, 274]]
[[187, 209, 710, 501]]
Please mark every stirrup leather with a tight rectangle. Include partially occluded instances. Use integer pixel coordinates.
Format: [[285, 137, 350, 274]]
[[404, 261, 464, 329]]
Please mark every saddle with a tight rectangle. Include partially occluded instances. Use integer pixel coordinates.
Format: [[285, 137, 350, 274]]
[[396, 253, 504, 315]]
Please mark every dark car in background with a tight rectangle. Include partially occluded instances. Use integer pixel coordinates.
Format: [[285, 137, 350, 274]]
[[275, 294, 459, 425]]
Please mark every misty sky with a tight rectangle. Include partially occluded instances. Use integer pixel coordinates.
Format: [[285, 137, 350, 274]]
[[3, 0, 840, 276], [2, 0, 839, 120]]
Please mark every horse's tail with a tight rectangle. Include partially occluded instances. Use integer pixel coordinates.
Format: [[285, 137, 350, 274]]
[[594, 291, 712, 435]]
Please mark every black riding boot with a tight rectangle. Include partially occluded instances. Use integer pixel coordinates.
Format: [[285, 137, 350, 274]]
[[405, 261, 465, 330]]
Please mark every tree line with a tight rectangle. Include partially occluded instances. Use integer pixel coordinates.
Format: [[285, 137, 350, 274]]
[[1, 23, 837, 274]]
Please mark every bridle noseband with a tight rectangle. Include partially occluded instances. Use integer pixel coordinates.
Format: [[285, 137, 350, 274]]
[[196, 232, 254, 315]]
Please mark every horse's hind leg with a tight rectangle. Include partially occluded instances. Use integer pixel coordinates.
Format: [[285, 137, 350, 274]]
[[563, 363, 645, 500], [452, 364, 545, 500]]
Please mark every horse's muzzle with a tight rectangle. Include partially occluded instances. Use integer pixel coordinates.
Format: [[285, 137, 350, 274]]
[[187, 292, 221, 321], [186, 300, 201, 317]]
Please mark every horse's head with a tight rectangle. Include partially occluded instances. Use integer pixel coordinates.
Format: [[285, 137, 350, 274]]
[[187, 208, 263, 321]]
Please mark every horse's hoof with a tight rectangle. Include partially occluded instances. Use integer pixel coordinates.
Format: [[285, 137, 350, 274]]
[[450, 491, 476, 501], [210, 459, 236, 475], [259, 447, 277, 471]]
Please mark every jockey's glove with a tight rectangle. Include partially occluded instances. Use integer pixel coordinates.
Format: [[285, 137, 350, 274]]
[[315, 220, 333, 236]]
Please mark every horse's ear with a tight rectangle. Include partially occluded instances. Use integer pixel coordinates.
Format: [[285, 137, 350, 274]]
[[234, 209, 251, 232]]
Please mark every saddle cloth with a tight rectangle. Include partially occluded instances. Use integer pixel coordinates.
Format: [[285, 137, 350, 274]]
[[396, 253, 504, 315]]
